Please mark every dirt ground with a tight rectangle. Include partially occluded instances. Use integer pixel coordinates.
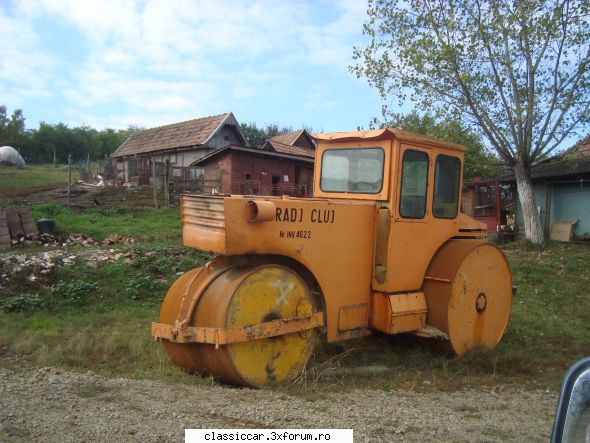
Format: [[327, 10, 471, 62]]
[[7, 184, 161, 208], [0, 367, 556, 442]]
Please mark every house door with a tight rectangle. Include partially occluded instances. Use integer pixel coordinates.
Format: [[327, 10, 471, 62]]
[[272, 175, 281, 196], [295, 165, 311, 196]]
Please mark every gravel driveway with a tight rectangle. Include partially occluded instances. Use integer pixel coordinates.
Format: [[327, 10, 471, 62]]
[[0, 367, 556, 442]]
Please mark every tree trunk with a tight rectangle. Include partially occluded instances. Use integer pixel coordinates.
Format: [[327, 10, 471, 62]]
[[513, 161, 545, 245]]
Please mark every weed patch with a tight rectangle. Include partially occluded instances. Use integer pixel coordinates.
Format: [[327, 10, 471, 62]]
[[1, 293, 44, 313], [31, 204, 181, 240]]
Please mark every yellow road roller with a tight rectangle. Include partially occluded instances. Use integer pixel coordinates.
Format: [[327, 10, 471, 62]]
[[152, 129, 512, 387]]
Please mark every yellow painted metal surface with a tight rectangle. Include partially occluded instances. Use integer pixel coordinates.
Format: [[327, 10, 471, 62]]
[[152, 312, 323, 344], [156, 127, 513, 386], [159, 264, 319, 387], [423, 240, 512, 355], [314, 128, 466, 151], [370, 292, 427, 334], [215, 196, 375, 342], [338, 304, 369, 331]]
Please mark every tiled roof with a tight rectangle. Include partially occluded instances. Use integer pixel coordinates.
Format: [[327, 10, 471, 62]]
[[569, 135, 590, 158], [265, 140, 315, 158], [270, 130, 305, 146], [111, 113, 229, 158], [190, 145, 314, 166]]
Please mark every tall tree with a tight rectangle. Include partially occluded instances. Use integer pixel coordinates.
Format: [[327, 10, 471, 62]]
[[383, 111, 500, 179], [240, 122, 295, 148], [352, 0, 590, 244]]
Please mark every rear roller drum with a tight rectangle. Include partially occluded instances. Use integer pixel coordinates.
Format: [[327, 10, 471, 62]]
[[159, 264, 319, 387], [423, 240, 512, 355]]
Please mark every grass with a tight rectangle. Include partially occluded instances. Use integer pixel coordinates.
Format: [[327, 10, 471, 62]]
[[0, 164, 74, 198], [0, 234, 588, 392], [0, 240, 212, 382], [312, 241, 590, 392], [31, 203, 181, 240]]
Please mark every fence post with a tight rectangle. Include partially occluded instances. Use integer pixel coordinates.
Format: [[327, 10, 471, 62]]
[[153, 160, 158, 208], [67, 154, 71, 207], [164, 159, 170, 208]]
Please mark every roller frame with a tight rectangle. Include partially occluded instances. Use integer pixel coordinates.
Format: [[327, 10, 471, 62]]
[[152, 312, 324, 345]]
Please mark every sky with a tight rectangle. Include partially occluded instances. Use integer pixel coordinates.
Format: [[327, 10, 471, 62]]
[[0, 0, 386, 133]]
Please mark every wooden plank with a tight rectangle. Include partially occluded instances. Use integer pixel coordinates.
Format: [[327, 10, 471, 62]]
[[19, 208, 38, 236], [0, 211, 9, 249], [5, 207, 24, 239]]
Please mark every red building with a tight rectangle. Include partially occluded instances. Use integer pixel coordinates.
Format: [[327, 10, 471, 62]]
[[191, 131, 315, 197]]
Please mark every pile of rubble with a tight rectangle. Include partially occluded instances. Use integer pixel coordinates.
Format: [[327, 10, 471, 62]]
[[0, 248, 143, 284], [10, 233, 137, 248]]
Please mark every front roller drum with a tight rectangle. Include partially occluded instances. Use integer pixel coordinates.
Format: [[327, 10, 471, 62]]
[[423, 240, 512, 355], [159, 264, 319, 387]]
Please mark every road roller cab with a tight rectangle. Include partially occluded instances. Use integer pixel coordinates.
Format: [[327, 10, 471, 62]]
[[152, 128, 512, 387]]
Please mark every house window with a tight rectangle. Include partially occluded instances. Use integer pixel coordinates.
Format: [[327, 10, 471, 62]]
[[399, 149, 429, 219]]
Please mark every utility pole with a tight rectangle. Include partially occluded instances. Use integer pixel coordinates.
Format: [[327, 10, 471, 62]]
[[67, 154, 71, 207], [164, 159, 170, 208], [152, 160, 158, 208]]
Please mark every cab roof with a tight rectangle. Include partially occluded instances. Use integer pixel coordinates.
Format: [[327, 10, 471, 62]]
[[313, 128, 465, 152]]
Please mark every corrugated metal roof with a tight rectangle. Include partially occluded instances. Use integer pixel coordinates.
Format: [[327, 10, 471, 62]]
[[111, 113, 229, 158]]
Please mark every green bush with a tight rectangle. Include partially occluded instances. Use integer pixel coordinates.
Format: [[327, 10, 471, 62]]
[[125, 273, 157, 300], [53, 280, 99, 305], [2, 293, 44, 313], [34, 202, 63, 218]]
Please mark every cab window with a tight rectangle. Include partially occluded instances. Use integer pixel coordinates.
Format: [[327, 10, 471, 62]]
[[399, 150, 429, 218], [320, 148, 384, 194], [433, 155, 461, 218]]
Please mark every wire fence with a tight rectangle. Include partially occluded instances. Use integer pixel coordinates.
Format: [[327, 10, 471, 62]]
[[78, 156, 309, 207]]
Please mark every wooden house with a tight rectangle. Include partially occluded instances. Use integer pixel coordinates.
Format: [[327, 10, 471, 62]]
[[110, 113, 249, 183]]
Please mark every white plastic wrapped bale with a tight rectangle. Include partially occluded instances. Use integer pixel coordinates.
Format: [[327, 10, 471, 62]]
[[0, 146, 25, 168]]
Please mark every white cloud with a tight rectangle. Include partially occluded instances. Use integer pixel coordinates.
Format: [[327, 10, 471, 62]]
[[1, 0, 371, 128], [0, 5, 56, 104]]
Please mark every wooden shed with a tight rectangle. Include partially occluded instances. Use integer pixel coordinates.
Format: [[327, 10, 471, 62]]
[[190, 145, 315, 197]]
